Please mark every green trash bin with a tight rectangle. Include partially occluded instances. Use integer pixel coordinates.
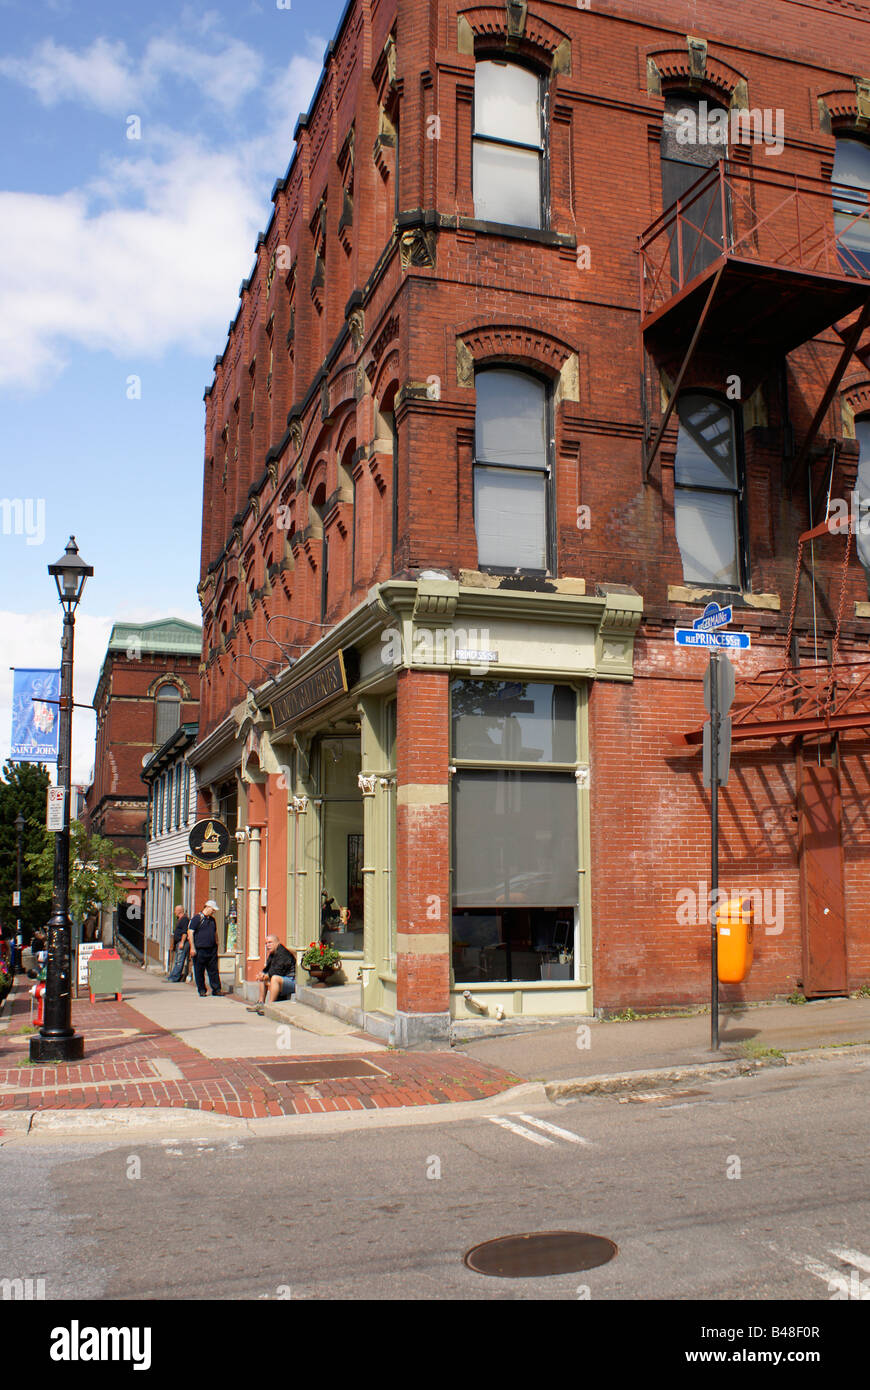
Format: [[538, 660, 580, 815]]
[[88, 949, 123, 1002]]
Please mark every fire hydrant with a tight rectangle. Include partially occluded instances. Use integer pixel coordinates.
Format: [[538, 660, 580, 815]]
[[30, 982, 46, 1027]]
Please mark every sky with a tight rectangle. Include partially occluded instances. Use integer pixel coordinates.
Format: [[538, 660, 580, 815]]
[[0, 0, 346, 783]]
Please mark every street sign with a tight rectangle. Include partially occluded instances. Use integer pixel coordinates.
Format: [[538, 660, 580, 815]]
[[11, 891, 20, 908], [46, 787, 65, 832], [693, 602, 732, 631], [703, 715, 732, 787], [675, 628, 751, 650], [704, 654, 736, 715]]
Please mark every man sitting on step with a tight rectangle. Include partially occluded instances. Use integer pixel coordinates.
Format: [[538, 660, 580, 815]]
[[247, 934, 296, 1015]]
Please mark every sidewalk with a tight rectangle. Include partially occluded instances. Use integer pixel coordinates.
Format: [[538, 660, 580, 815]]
[[455, 994, 870, 1091], [0, 964, 520, 1119]]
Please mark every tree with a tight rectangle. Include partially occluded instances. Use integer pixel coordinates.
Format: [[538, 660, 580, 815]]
[[26, 820, 133, 927], [0, 760, 52, 942]]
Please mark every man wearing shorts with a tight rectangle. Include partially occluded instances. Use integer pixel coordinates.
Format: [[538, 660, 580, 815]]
[[247, 934, 296, 1015]]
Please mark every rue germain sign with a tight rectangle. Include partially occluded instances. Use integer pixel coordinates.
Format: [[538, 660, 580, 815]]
[[187, 818, 233, 870], [269, 649, 354, 729]]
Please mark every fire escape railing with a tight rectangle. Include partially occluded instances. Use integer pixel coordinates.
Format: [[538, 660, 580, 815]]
[[640, 161, 870, 319]]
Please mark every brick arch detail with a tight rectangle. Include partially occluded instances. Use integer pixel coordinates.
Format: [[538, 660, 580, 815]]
[[843, 379, 870, 419], [820, 91, 870, 134], [457, 321, 575, 380], [649, 49, 748, 105], [460, 5, 570, 61], [146, 674, 193, 700], [371, 350, 399, 404]]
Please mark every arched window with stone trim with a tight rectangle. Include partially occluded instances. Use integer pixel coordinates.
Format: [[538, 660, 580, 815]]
[[660, 91, 731, 287], [154, 684, 182, 748], [473, 57, 547, 228]]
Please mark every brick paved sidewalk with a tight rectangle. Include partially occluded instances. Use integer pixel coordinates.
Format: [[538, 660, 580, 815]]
[[0, 983, 521, 1119]]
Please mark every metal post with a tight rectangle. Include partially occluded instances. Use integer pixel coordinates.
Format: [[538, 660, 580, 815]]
[[13, 813, 24, 973], [710, 651, 720, 1052], [30, 607, 84, 1062]]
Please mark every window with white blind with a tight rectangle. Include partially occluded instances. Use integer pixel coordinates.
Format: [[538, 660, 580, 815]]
[[474, 368, 551, 572], [473, 59, 546, 228]]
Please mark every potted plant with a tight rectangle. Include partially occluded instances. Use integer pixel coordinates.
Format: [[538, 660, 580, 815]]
[[301, 940, 343, 984]]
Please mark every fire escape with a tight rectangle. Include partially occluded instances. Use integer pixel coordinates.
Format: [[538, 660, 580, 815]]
[[639, 159, 870, 996]]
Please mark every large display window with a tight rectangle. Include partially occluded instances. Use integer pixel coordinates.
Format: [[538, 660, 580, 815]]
[[451, 680, 579, 984]]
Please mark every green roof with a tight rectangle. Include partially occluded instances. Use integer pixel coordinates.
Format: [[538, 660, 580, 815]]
[[106, 618, 202, 656]]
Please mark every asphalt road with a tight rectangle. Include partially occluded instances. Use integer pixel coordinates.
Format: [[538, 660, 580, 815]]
[[3, 1055, 870, 1303]]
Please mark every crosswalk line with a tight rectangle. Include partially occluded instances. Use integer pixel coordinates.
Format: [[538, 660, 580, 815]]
[[829, 1248, 870, 1274], [510, 1113, 590, 1145], [488, 1116, 554, 1147]]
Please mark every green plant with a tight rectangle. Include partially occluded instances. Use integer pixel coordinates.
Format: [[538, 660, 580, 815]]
[[301, 940, 342, 971], [854, 983, 870, 998], [786, 991, 807, 1005], [609, 1007, 640, 1022], [26, 820, 133, 924], [739, 1041, 784, 1060]]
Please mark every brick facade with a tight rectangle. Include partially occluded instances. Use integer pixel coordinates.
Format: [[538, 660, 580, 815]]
[[194, 0, 870, 1023]]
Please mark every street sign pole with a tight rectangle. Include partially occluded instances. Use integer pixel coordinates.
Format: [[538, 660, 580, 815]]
[[710, 651, 720, 1052]]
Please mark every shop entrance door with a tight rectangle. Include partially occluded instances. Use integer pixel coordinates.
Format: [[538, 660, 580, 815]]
[[319, 737, 364, 952], [798, 748, 847, 997]]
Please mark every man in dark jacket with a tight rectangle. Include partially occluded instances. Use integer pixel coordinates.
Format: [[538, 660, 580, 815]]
[[167, 906, 191, 981], [187, 900, 223, 997], [247, 934, 296, 1014]]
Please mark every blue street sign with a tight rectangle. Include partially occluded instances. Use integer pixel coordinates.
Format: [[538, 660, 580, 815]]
[[675, 628, 751, 650], [693, 602, 732, 631]]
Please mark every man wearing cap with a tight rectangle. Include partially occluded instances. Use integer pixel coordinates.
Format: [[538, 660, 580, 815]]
[[187, 900, 223, 997]]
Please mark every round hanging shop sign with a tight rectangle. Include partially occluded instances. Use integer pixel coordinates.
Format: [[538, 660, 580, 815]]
[[187, 818, 233, 869]]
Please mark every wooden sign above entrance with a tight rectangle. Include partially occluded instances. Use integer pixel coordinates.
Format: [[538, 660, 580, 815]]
[[269, 649, 357, 729]]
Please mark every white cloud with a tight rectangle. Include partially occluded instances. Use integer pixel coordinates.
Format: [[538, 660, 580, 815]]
[[0, 35, 325, 389], [0, 31, 264, 116], [0, 37, 135, 114]]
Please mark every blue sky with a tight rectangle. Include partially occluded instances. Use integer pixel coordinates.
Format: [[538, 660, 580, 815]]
[[0, 0, 345, 780]]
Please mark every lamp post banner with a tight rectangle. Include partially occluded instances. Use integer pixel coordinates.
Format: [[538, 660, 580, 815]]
[[10, 668, 60, 761]]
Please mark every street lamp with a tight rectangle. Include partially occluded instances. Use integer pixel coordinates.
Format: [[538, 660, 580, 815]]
[[30, 537, 93, 1063], [14, 812, 24, 974]]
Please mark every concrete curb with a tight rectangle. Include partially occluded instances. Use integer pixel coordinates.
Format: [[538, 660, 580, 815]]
[[544, 1041, 870, 1099], [0, 1081, 547, 1143]]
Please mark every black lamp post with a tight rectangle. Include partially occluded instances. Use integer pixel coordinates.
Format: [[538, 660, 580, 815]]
[[30, 537, 93, 1064], [14, 812, 24, 974]]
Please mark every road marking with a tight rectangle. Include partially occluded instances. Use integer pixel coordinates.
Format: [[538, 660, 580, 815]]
[[769, 1240, 870, 1293], [488, 1116, 554, 1147], [829, 1247, 870, 1274], [510, 1113, 589, 1145]]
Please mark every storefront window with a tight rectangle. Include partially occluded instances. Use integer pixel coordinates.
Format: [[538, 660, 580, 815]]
[[451, 681, 579, 984]]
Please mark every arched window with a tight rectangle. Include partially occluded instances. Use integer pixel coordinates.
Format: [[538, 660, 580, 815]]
[[474, 368, 551, 572], [473, 59, 546, 228], [155, 684, 181, 748], [674, 392, 745, 588], [832, 137, 870, 275], [661, 93, 730, 286]]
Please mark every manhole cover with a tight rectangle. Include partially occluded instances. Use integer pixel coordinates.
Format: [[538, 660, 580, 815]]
[[464, 1231, 617, 1278], [258, 1059, 387, 1083]]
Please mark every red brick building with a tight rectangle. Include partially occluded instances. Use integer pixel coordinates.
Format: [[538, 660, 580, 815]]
[[192, 0, 870, 1042], [86, 620, 201, 940]]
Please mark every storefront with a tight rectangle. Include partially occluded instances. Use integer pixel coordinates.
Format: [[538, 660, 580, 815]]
[[201, 574, 642, 1039], [141, 723, 199, 970]]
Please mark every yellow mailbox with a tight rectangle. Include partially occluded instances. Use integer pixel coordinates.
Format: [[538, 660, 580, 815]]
[[716, 895, 754, 983]]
